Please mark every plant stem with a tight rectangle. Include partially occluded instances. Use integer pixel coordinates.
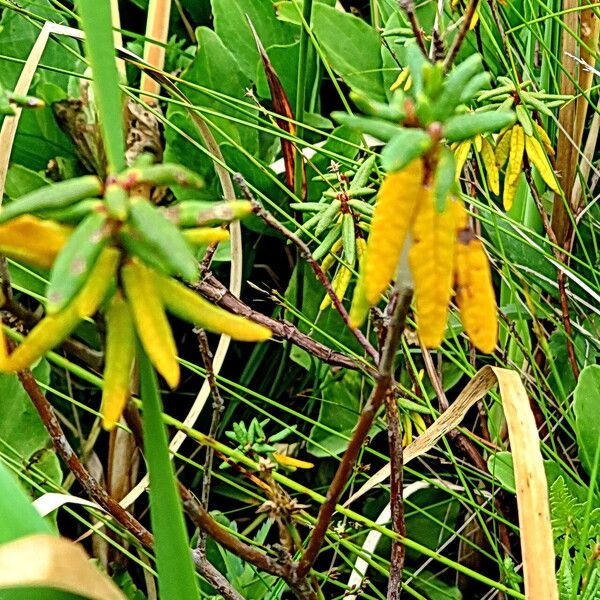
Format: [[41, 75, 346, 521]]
[[383, 289, 413, 599], [196, 330, 224, 552], [235, 174, 380, 364], [138, 350, 199, 599], [295, 286, 411, 578], [443, 0, 482, 70], [398, 0, 428, 56]]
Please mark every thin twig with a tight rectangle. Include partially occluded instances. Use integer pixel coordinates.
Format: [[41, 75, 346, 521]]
[[195, 274, 371, 373], [196, 330, 224, 552], [234, 173, 380, 365], [443, 0, 482, 70], [16, 364, 154, 548], [295, 286, 412, 578], [398, 0, 428, 56], [383, 290, 412, 600], [180, 484, 289, 579]]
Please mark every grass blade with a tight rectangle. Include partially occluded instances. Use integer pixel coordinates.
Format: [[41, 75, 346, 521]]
[[139, 351, 199, 599], [77, 0, 125, 173]]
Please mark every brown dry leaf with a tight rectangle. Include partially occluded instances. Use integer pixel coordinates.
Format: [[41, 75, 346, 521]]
[[0, 533, 126, 600], [343, 366, 557, 600]]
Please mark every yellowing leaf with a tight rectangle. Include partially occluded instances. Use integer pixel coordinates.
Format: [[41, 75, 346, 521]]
[[534, 122, 554, 156], [525, 134, 559, 192], [320, 264, 352, 310], [480, 137, 500, 195], [453, 140, 472, 178], [494, 128, 512, 168], [272, 453, 314, 469], [122, 259, 180, 389], [101, 292, 135, 430], [455, 234, 498, 353], [502, 125, 525, 210], [362, 161, 424, 305], [409, 191, 457, 348], [0, 216, 71, 269]]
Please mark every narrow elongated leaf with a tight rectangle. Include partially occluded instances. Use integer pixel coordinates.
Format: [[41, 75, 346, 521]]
[[77, 0, 125, 172], [139, 351, 199, 599]]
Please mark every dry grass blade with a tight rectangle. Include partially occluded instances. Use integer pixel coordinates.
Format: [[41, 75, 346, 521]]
[[344, 366, 557, 599], [0, 534, 127, 600], [0, 22, 52, 201]]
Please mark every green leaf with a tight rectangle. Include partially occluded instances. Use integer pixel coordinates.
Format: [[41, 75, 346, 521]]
[[434, 147, 456, 212], [381, 128, 432, 172], [574, 365, 600, 480], [312, 4, 385, 101], [0, 461, 52, 545], [444, 111, 516, 142], [4, 164, 50, 199], [0, 360, 62, 488], [211, 0, 298, 81], [0, 2, 81, 170], [164, 27, 258, 195], [331, 112, 400, 142], [487, 451, 516, 493], [139, 351, 199, 599], [77, 0, 125, 172], [412, 570, 463, 600], [308, 370, 363, 457]]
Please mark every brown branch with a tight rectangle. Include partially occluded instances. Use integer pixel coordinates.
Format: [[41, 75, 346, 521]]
[[398, 0, 428, 56], [233, 173, 380, 365], [179, 484, 289, 579], [443, 0, 482, 71], [195, 330, 224, 552], [16, 364, 154, 548], [524, 167, 580, 380], [17, 355, 284, 599], [195, 274, 371, 373], [383, 290, 412, 600], [295, 285, 411, 578]]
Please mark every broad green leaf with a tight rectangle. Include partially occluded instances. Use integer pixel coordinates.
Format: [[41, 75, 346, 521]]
[[488, 451, 516, 493], [0, 1, 81, 170], [0, 360, 62, 487], [4, 164, 50, 198], [165, 27, 258, 194], [574, 365, 600, 479], [211, 0, 298, 81], [139, 351, 199, 599], [413, 570, 463, 600], [308, 370, 363, 457], [77, 0, 126, 172], [0, 461, 51, 545], [312, 4, 386, 101]]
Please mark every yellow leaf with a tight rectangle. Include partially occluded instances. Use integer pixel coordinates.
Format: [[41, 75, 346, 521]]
[[0, 216, 71, 269], [506, 125, 525, 185], [525, 134, 559, 192], [534, 122, 555, 156], [480, 137, 500, 195], [320, 237, 343, 274], [101, 292, 136, 430], [348, 238, 370, 327], [455, 234, 498, 353], [453, 140, 472, 178], [153, 270, 272, 342], [390, 68, 412, 92], [494, 128, 512, 168], [1, 307, 81, 373], [73, 247, 120, 318], [320, 264, 352, 310], [182, 227, 230, 245], [409, 191, 457, 348], [363, 161, 424, 305], [121, 259, 180, 389], [272, 453, 314, 469]]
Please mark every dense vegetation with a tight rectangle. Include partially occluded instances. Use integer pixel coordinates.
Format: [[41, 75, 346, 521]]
[[0, 1, 598, 599]]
